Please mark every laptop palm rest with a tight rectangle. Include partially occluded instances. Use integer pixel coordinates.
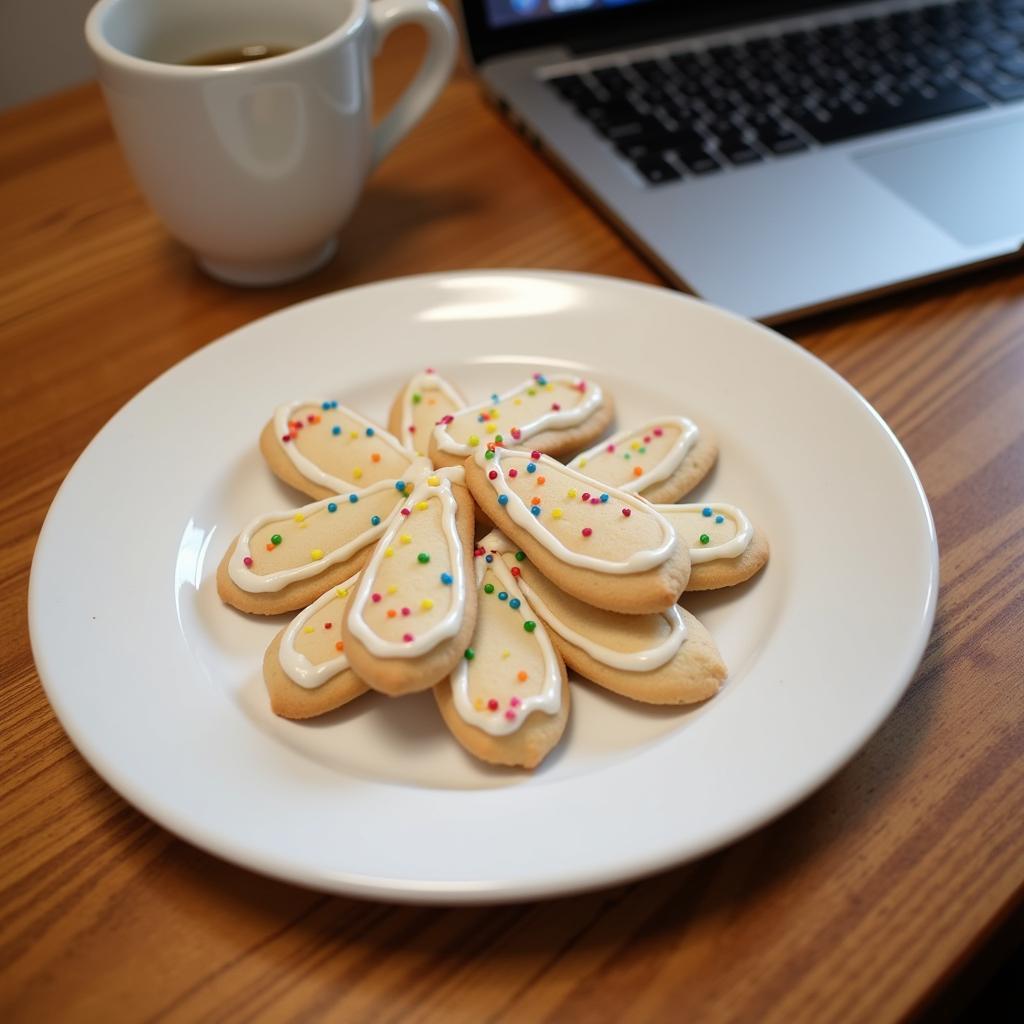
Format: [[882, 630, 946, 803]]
[[855, 116, 1024, 248]]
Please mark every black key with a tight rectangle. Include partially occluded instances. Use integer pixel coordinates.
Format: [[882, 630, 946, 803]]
[[793, 84, 986, 142], [716, 132, 763, 164], [677, 149, 722, 174], [988, 76, 1024, 99], [633, 156, 682, 184], [547, 75, 592, 102], [765, 133, 809, 154]]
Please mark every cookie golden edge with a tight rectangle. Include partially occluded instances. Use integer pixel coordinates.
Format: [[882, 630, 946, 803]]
[[635, 427, 719, 504], [259, 419, 336, 501], [463, 455, 690, 614], [685, 527, 770, 592], [340, 482, 479, 697], [216, 538, 371, 616], [434, 671, 570, 770], [549, 607, 725, 705], [262, 630, 369, 719]]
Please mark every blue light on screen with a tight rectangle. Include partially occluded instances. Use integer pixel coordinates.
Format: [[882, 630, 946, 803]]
[[486, 0, 650, 29]]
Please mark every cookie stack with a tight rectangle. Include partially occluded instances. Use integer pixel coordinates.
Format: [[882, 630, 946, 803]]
[[218, 370, 769, 769]]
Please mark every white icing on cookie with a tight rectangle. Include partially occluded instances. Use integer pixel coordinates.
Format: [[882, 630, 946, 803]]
[[273, 399, 426, 492], [227, 480, 406, 593], [346, 468, 468, 659], [432, 373, 603, 457], [485, 532, 685, 672], [475, 446, 676, 574], [654, 503, 753, 563], [279, 575, 359, 687], [398, 370, 464, 456], [450, 538, 562, 737], [568, 416, 699, 493]]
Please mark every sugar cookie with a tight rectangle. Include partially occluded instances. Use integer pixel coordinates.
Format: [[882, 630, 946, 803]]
[[428, 372, 613, 469], [655, 503, 770, 591], [261, 399, 427, 500], [464, 446, 689, 613], [484, 533, 725, 705], [388, 369, 465, 457], [568, 415, 717, 503], [341, 467, 477, 696], [434, 536, 569, 769], [217, 481, 407, 615], [263, 576, 369, 719]]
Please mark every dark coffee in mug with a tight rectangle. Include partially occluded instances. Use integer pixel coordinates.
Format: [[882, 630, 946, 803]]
[[184, 43, 294, 65]]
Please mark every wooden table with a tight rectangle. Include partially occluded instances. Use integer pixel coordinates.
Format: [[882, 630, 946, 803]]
[[3, 21, 1022, 1024]]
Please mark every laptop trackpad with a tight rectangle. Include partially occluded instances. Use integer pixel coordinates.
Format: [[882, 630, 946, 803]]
[[855, 115, 1024, 247]]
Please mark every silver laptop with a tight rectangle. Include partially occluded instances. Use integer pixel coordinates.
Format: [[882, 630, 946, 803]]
[[458, 0, 1024, 322]]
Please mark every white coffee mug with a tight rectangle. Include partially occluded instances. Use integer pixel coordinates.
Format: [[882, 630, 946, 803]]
[[86, 0, 457, 285]]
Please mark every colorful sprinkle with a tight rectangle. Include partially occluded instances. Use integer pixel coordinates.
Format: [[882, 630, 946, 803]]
[[400, 508, 411, 517], [468, 434, 480, 447], [530, 506, 541, 516], [523, 620, 536, 632], [349, 494, 359, 503], [353, 468, 363, 481], [311, 549, 324, 560], [633, 466, 643, 477], [654, 426, 664, 436], [508, 468, 518, 479], [365, 427, 375, 437], [412, 392, 422, 404], [327, 502, 338, 513], [387, 609, 397, 618], [403, 633, 414, 643], [323, 622, 332, 630], [421, 599, 434, 611], [336, 588, 348, 598], [716, 515, 725, 524], [484, 583, 495, 594], [372, 593, 382, 603], [385, 547, 394, 558], [271, 534, 282, 545], [415, 501, 428, 511], [401, 607, 411, 617], [498, 494, 509, 506], [400, 534, 412, 544], [371, 515, 381, 526], [515, 551, 526, 561], [582, 492, 591, 502], [582, 527, 592, 537], [303, 626, 314, 634], [537, 475, 546, 485], [505, 710, 517, 721], [484, 450, 495, 461], [600, 493, 609, 502], [417, 552, 430, 564], [428, 475, 440, 486], [387, 584, 398, 595], [242, 556, 253, 567], [331, 425, 341, 436], [395, 481, 406, 492], [335, 641, 345, 651], [527, 462, 537, 473], [703, 507, 713, 517], [465, 648, 476, 661], [700, 533, 711, 545], [622, 508, 632, 517], [509, 597, 521, 609], [487, 698, 498, 711], [489, 470, 498, 480], [517, 671, 528, 682], [498, 592, 508, 601], [441, 572, 453, 585], [567, 488, 577, 499], [552, 508, 563, 519], [371, 453, 381, 463], [293, 513, 305, 523]]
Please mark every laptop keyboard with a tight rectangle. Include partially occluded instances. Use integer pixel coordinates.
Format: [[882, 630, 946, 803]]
[[543, 0, 1024, 184]]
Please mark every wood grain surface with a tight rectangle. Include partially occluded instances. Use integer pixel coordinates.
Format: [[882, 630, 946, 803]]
[[2, 18, 1022, 1024]]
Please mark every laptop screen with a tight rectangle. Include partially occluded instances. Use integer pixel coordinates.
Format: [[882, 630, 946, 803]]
[[485, 0, 655, 30]]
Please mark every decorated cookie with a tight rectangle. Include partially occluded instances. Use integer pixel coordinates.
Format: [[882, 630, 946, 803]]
[[656, 503, 770, 591], [388, 369, 465, 457], [263, 575, 369, 719], [260, 399, 428, 501], [428, 372, 613, 469], [568, 415, 717, 503], [217, 480, 407, 615], [434, 533, 570, 769], [485, 534, 725, 705], [341, 468, 478, 696], [464, 446, 689, 613]]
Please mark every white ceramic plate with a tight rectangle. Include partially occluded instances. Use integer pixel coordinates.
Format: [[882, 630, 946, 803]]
[[29, 271, 937, 903]]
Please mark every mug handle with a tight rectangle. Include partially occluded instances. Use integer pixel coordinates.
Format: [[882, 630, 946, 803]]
[[370, 0, 458, 166]]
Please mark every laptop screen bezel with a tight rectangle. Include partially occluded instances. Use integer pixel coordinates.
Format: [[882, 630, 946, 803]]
[[460, 1, 868, 64]]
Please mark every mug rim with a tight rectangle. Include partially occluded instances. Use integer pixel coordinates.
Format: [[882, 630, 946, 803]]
[[85, 0, 369, 76]]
